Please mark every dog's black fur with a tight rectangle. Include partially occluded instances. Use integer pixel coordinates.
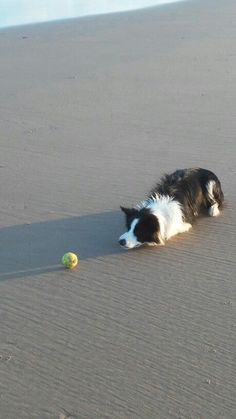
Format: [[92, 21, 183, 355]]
[[150, 168, 224, 222]]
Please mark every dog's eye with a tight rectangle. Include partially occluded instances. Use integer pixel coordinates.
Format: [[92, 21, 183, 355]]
[[134, 214, 159, 243]]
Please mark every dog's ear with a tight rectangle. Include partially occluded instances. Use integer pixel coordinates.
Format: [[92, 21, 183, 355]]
[[120, 206, 136, 217]]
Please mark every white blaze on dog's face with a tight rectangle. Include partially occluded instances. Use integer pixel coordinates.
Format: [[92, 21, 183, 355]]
[[119, 218, 141, 249], [119, 206, 160, 249]]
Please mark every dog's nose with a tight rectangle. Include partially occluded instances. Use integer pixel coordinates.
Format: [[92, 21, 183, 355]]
[[119, 238, 126, 247]]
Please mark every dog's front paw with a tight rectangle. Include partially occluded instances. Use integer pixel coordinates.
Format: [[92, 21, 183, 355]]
[[181, 223, 192, 233]]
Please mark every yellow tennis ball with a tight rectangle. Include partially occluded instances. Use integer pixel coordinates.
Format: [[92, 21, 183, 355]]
[[61, 252, 78, 269]]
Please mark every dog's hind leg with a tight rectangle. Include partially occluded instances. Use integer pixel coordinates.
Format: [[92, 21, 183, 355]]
[[206, 179, 224, 216]]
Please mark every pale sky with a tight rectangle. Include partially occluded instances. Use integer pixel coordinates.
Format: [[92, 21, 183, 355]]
[[0, 0, 183, 28]]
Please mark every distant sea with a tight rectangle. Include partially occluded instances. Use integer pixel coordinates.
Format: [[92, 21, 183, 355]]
[[0, 0, 183, 29]]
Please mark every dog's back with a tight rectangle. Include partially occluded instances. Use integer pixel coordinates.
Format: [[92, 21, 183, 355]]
[[150, 168, 224, 222]]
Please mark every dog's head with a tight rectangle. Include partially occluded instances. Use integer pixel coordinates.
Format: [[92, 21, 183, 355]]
[[119, 206, 161, 249]]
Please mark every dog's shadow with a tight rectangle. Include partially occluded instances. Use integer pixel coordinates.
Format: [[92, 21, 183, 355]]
[[0, 211, 124, 281]]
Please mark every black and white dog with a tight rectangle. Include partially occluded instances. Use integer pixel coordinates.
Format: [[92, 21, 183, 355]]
[[119, 168, 224, 249]]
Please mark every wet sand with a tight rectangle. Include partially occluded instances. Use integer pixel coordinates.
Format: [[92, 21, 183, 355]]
[[0, 0, 235, 417]]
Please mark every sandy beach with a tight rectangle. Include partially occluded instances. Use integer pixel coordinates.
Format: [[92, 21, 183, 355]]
[[0, 0, 236, 417]]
